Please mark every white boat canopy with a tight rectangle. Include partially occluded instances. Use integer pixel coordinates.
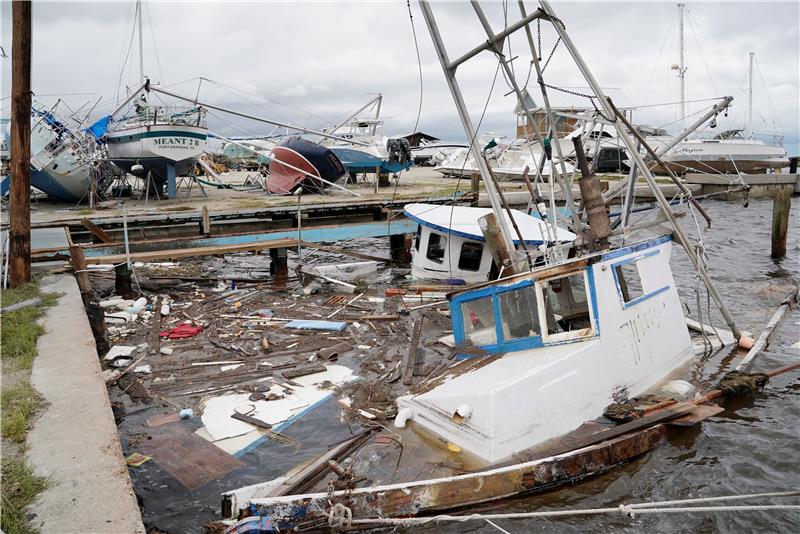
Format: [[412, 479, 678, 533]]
[[404, 203, 576, 246]]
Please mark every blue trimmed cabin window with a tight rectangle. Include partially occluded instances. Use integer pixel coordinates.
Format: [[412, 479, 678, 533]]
[[610, 249, 669, 308], [498, 284, 540, 340], [461, 295, 497, 346], [454, 268, 596, 354], [458, 242, 483, 271], [426, 232, 447, 263]]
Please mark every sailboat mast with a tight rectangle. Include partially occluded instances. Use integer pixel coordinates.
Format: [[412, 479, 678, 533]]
[[678, 3, 686, 124], [746, 51, 754, 138], [137, 0, 144, 84]]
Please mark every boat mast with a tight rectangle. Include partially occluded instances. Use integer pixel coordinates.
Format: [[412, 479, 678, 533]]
[[538, 0, 741, 341], [417, 0, 518, 260], [746, 51, 754, 138], [673, 3, 687, 125], [137, 0, 144, 85]]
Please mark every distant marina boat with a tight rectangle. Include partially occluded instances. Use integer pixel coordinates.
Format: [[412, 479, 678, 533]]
[[321, 95, 413, 175], [435, 139, 576, 180], [404, 203, 576, 283], [646, 129, 789, 174], [267, 137, 346, 194]]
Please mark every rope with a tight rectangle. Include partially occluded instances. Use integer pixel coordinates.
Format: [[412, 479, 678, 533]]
[[346, 490, 800, 527]]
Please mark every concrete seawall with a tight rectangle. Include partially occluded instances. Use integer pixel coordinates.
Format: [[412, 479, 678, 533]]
[[27, 275, 144, 533]]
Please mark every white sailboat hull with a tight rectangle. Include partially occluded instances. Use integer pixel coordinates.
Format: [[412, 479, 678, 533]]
[[107, 123, 207, 177], [647, 136, 789, 174]]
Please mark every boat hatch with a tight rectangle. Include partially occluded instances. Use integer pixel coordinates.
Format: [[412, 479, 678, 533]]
[[451, 267, 598, 354]]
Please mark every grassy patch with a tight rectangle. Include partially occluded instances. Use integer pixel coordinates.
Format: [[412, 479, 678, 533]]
[[1, 282, 54, 534], [1, 456, 47, 534], [73, 208, 93, 216], [1, 284, 59, 370], [1, 382, 45, 444]]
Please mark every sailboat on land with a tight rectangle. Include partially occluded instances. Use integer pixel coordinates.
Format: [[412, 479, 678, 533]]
[[104, 1, 208, 194]]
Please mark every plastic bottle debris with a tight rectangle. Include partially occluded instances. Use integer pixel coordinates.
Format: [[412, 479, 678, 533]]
[[180, 408, 193, 420]]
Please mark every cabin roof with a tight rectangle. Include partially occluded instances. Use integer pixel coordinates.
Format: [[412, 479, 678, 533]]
[[404, 203, 576, 245]]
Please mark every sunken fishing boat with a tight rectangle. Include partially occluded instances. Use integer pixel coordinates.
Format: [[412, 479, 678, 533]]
[[216, 2, 796, 531]]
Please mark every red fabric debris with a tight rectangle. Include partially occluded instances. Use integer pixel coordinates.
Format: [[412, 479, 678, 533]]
[[160, 323, 204, 339]]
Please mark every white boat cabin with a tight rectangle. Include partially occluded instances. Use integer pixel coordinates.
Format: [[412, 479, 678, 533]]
[[404, 203, 576, 284], [396, 235, 694, 464]]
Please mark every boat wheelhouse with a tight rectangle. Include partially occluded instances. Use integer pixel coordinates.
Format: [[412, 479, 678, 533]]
[[396, 234, 694, 464], [404, 202, 576, 283]]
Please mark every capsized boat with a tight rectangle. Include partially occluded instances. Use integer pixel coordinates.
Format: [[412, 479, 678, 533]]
[[28, 107, 112, 203], [267, 137, 346, 195], [405, 202, 576, 283], [397, 234, 690, 463], [320, 95, 413, 175]]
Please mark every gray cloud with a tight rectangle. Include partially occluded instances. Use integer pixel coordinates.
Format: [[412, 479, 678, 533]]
[[1, 1, 797, 153]]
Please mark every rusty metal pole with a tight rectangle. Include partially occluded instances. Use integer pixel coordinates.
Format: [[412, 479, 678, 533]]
[[9, 0, 32, 287]]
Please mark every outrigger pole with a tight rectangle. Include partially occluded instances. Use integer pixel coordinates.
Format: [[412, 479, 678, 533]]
[[417, 0, 519, 263], [538, 0, 742, 340]]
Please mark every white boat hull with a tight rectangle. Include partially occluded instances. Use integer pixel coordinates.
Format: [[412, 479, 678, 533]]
[[647, 136, 789, 174], [397, 237, 694, 464], [107, 123, 207, 178]]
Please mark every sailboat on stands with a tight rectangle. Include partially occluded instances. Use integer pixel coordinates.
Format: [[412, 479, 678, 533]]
[[103, 1, 208, 197]]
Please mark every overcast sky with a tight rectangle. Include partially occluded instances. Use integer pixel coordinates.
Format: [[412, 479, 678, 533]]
[[1, 1, 798, 154]]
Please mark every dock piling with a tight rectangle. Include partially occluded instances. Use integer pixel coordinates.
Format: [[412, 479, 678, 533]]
[[270, 247, 288, 277], [70, 245, 110, 355], [771, 188, 791, 259]]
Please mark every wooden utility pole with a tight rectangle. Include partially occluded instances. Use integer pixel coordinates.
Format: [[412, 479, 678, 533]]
[[9, 1, 32, 287]]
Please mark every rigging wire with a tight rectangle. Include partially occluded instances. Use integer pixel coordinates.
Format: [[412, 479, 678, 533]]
[[686, 11, 719, 97], [144, 1, 166, 85], [641, 11, 676, 105], [406, 0, 424, 134], [115, 1, 139, 105]]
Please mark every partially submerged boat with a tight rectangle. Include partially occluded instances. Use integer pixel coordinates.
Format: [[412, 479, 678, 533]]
[[202, 2, 791, 531], [405, 202, 575, 283], [267, 137, 346, 195]]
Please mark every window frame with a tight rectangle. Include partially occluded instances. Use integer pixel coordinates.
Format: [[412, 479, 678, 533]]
[[610, 249, 670, 309], [537, 269, 597, 344], [451, 266, 599, 355], [425, 231, 447, 264], [457, 241, 484, 272]]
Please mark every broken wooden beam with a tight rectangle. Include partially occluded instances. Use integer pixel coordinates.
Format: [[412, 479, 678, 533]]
[[81, 217, 114, 243]]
